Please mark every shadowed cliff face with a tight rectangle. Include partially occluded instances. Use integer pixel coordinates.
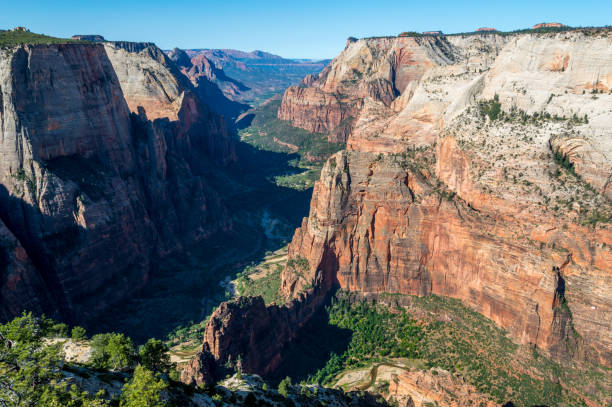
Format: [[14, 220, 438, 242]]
[[192, 29, 612, 386], [0, 42, 234, 323]]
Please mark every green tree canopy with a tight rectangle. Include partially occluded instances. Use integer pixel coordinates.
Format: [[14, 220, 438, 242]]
[[137, 339, 173, 374], [0, 312, 106, 406], [120, 365, 168, 407], [71, 326, 87, 341], [278, 376, 292, 397], [91, 333, 135, 371]]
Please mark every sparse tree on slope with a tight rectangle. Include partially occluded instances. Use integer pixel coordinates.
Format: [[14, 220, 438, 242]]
[[120, 365, 168, 407]]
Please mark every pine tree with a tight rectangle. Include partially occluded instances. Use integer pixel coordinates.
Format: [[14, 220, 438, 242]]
[[120, 365, 168, 407]]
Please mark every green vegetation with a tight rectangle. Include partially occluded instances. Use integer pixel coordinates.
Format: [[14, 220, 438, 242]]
[[548, 145, 612, 226], [0, 312, 108, 406], [397, 31, 424, 38], [238, 98, 342, 190], [477, 98, 589, 126], [236, 263, 284, 304], [303, 292, 607, 407], [478, 94, 502, 121], [0, 30, 85, 48], [119, 365, 168, 407], [277, 376, 292, 397], [553, 148, 575, 174], [91, 333, 136, 371], [138, 339, 174, 374], [72, 326, 88, 341], [311, 297, 422, 384], [0, 313, 204, 406], [445, 25, 608, 38]]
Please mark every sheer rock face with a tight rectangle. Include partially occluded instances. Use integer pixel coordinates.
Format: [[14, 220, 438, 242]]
[[277, 34, 506, 141], [0, 217, 55, 321], [198, 30, 612, 380], [284, 150, 610, 366], [104, 42, 236, 164], [180, 344, 217, 388], [281, 30, 612, 366], [0, 42, 233, 322], [194, 290, 329, 378]]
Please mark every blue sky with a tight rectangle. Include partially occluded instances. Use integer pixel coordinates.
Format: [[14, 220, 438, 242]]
[[1, 0, 609, 59]]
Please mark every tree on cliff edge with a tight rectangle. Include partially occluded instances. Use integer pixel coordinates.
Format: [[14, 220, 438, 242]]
[[120, 365, 168, 407], [138, 339, 173, 374]]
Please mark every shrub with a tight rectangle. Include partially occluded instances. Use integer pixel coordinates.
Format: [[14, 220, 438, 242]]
[[91, 333, 135, 371], [71, 326, 87, 341], [278, 376, 292, 397], [0, 313, 105, 405], [479, 95, 502, 121]]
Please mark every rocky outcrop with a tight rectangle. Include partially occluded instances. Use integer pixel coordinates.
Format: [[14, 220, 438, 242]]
[[185, 284, 331, 380], [388, 368, 498, 407], [0, 42, 234, 323], [71, 35, 106, 42], [549, 134, 612, 199], [197, 29, 612, 385], [180, 344, 217, 388], [105, 42, 236, 164]]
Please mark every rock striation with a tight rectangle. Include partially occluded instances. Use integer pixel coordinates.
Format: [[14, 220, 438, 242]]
[[196, 29, 612, 386], [0, 41, 234, 323], [388, 368, 498, 407], [277, 34, 506, 142]]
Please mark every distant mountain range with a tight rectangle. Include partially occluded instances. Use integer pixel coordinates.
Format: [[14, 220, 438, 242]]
[[167, 48, 329, 111]]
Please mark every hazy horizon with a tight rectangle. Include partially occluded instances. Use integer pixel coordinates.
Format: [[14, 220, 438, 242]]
[[1, 0, 610, 59]]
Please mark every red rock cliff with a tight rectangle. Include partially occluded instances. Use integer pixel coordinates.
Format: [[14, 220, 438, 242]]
[[198, 30, 612, 381], [0, 42, 234, 322]]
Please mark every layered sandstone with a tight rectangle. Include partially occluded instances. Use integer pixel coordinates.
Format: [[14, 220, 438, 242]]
[[281, 29, 612, 366], [198, 29, 612, 386], [0, 42, 233, 322], [188, 283, 330, 379], [180, 343, 217, 388], [388, 368, 498, 407], [278, 34, 506, 142]]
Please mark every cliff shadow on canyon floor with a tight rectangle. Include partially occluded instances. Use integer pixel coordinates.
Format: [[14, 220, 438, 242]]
[[90, 140, 315, 343], [269, 297, 353, 384]]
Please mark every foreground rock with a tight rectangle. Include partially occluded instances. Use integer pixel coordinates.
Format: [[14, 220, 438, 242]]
[[388, 368, 498, 407]]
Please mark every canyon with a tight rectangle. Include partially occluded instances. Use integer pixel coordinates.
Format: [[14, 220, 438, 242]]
[[1, 24, 612, 407], [188, 28, 612, 405]]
